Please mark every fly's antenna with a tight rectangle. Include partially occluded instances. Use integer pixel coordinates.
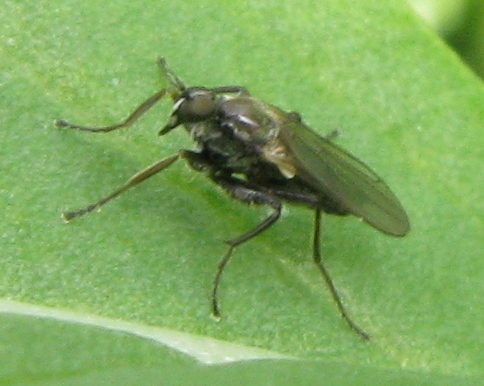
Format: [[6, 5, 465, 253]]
[[158, 57, 187, 91]]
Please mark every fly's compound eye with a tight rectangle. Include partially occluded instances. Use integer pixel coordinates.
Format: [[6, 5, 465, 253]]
[[174, 88, 216, 123], [160, 87, 217, 135]]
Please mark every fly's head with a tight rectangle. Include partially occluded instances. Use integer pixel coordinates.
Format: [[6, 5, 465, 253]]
[[159, 87, 218, 135]]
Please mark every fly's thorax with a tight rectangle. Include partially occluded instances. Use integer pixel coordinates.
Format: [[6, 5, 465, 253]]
[[184, 95, 299, 180], [218, 96, 279, 145]]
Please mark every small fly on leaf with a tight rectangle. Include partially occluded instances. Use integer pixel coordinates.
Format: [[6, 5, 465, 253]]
[[56, 58, 410, 340]]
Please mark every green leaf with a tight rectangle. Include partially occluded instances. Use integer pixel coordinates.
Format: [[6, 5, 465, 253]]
[[1, 0, 482, 384]]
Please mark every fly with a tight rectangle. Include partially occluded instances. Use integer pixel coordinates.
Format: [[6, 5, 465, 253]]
[[55, 58, 410, 340]]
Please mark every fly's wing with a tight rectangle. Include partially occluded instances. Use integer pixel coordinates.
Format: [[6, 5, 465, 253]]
[[274, 112, 410, 236]]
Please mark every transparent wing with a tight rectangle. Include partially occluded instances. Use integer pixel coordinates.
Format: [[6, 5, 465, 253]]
[[276, 113, 410, 236]]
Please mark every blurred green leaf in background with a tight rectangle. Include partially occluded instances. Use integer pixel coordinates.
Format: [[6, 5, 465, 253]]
[[1, 0, 483, 385], [411, 0, 484, 78]]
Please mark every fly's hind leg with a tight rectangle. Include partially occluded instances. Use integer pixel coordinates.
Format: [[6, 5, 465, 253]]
[[312, 209, 370, 340]]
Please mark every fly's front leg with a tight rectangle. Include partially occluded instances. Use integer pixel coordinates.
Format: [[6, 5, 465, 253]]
[[55, 89, 168, 132], [62, 153, 180, 221]]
